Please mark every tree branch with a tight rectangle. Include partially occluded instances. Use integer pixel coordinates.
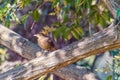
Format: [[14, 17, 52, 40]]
[[54, 64, 99, 80], [0, 22, 120, 80], [0, 25, 42, 59], [0, 25, 98, 79], [0, 24, 98, 80]]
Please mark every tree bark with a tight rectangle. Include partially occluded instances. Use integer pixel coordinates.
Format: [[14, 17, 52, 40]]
[[0, 24, 42, 59], [0, 25, 98, 80], [0, 22, 120, 80], [54, 64, 99, 80], [0, 61, 99, 80]]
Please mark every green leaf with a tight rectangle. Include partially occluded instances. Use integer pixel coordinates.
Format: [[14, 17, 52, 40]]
[[53, 26, 66, 40], [71, 29, 79, 40], [106, 75, 112, 80], [5, 20, 10, 28], [38, 75, 46, 80], [87, 10, 96, 21], [21, 15, 29, 22], [99, 16, 106, 27], [63, 28, 71, 40], [32, 10, 40, 22], [63, 13, 69, 22], [25, 0, 31, 5], [87, 0, 92, 8], [75, 0, 81, 8], [52, 0, 58, 7], [94, 13, 99, 25], [102, 11, 110, 21], [76, 27, 84, 36], [83, 0, 87, 9], [76, 0, 81, 6]]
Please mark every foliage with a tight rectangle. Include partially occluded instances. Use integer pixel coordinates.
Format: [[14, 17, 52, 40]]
[[113, 53, 120, 80], [0, 0, 111, 40], [51, 0, 111, 40], [108, 50, 120, 80], [95, 50, 120, 80]]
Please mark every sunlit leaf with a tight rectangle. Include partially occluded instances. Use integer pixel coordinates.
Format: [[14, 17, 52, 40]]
[[99, 16, 106, 27], [52, 0, 58, 7], [71, 29, 79, 40], [102, 11, 110, 21], [63, 28, 71, 40], [5, 19, 10, 28], [76, 26, 84, 36], [32, 10, 40, 22], [94, 13, 99, 25], [106, 75, 112, 80], [38, 75, 46, 80]]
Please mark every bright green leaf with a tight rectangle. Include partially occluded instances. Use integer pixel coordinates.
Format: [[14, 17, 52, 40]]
[[5, 20, 10, 28], [106, 75, 112, 80], [32, 10, 40, 22], [99, 16, 106, 27], [94, 13, 99, 25], [71, 30, 79, 40]]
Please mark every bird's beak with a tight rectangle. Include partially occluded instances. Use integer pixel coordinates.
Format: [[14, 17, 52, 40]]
[[34, 34, 38, 37]]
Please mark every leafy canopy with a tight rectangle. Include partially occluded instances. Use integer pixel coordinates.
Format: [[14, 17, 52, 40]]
[[0, 0, 111, 40]]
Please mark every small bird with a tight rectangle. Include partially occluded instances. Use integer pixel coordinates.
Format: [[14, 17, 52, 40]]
[[34, 33, 56, 51]]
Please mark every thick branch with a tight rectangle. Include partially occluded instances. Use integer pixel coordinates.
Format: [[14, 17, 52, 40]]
[[0, 22, 120, 80], [0, 25, 42, 59], [0, 62, 98, 80], [0, 24, 97, 80], [54, 64, 99, 80]]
